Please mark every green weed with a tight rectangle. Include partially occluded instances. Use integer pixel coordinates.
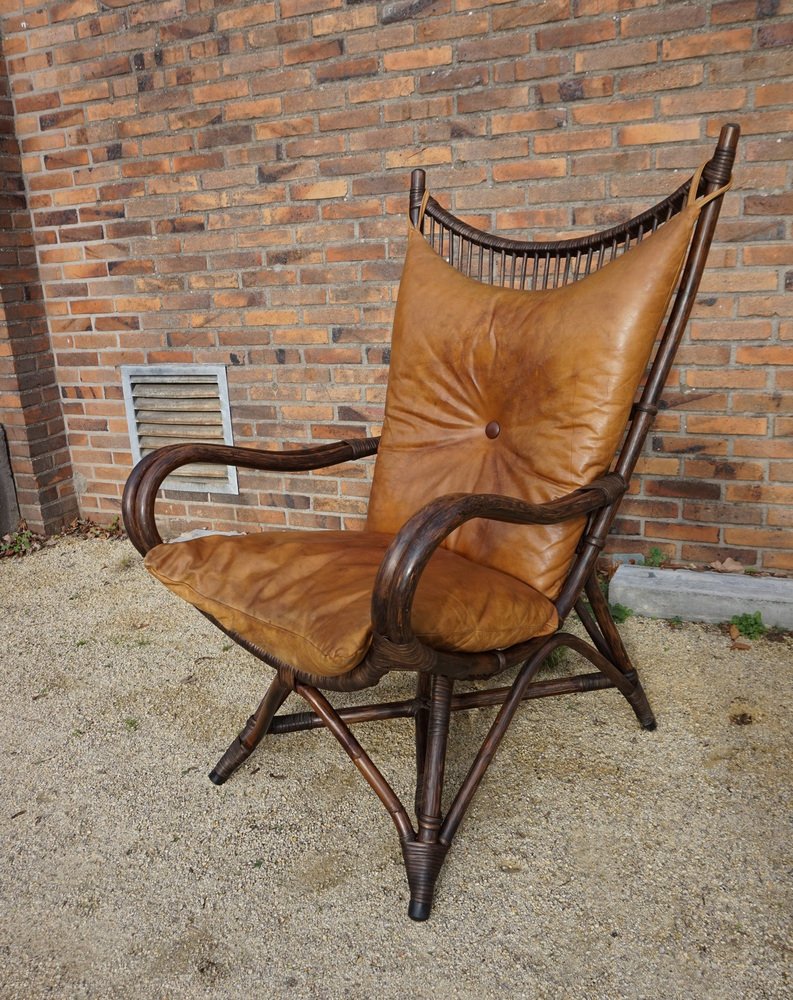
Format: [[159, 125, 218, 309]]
[[0, 525, 41, 558], [609, 603, 634, 624], [644, 547, 665, 568], [107, 516, 124, 538], [544, 648, 567, 670], [730, 611, 767, 640]]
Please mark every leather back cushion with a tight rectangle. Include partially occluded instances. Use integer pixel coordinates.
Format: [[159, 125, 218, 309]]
[[367, 203, 703, 599]]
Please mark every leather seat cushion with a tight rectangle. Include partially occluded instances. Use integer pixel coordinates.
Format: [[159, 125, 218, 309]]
[[144, 529, 558, 677]]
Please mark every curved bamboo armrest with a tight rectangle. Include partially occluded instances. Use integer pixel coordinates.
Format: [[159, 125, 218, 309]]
[[370, 473, 626, 647], [122, 436, 380, 555]]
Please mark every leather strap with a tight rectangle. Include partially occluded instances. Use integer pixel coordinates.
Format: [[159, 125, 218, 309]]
[[687, 159, 732, 208], [416, 189, 430, 227]]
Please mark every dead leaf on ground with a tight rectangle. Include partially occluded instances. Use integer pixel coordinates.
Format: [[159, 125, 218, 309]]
[[709, 557, 744, 573], [730, 640, 752, 651], [729, 624, 740, 641]]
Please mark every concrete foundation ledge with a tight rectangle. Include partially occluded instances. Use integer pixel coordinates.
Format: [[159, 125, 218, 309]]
[[608, 564, 793, 630]]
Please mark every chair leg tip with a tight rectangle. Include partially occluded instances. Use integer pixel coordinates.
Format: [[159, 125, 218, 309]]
[[208, 768, 227, 785], [641, 719, 657, 732], [408, 899, 432, 922]]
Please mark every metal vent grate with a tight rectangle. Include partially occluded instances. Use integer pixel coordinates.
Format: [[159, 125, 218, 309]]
[[121, 364, 238, 494]]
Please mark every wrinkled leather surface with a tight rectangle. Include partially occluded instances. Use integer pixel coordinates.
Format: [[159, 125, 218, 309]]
[[145, 530, 558, 677], [368, 204, 703, 598]]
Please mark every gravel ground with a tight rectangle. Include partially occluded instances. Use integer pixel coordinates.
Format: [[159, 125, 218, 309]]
[[1, 536, 791, 1000]]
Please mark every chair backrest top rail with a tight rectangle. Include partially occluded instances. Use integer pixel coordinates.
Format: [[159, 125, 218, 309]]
[[418, 179, 693, 259]]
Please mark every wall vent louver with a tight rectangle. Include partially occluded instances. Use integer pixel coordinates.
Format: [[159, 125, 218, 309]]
[[121, 364, 238, 494]]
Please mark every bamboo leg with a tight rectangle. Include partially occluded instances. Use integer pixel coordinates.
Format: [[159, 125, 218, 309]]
[[404, 674, 453, 921], [574, 597, 613, 661], [295, 682, 414, 843], [584, 575, 656, 730], [435, 632, 650, 853], [414, 672, 431, 818], [209, 674, 291, 785], [441, 648, 548, 846]]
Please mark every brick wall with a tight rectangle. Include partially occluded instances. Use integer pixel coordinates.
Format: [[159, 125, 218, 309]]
[[0, 0, 790, 570], [0, 49, 77, 534]]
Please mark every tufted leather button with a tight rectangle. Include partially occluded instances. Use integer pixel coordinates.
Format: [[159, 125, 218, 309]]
[[485, 420, 501, 439]]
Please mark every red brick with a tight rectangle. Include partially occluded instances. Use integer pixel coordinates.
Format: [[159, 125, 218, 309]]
[[348, 23, 414, 53], [662, 27, 753, 60], [458, 85, 533, 115], [283, 39, 343, 66], [280, 0, 341, 16], [417, 12, 488, 42], [753, 83, 793, 108], [225, 97, 282, 122], [633, 5, 709, 40], [686, 415, 768, 436], [39, 108, 85, 131], [534, 128, 612, 154], [574, 40, 657, 72], [81, 55, 131, 79], [620, 63, 704, 94], [619, 121, 702, 145], [350, 76, 416, 102], [767, 507, 793, 528], [160, 14, 214, 40], [537, 76, 613, 104], [316, 58, 379, 84], [764, 552, 793, 571], [572, 98, 654, 126], [757, 21, 793, 48], [645, 522, 720, 543], [537, 19, 616, 50], [745, 193, 793, 216], [3, 11, 49, 33], [127, 0, 182, 26], [492, 159, 567, 182], [312, 8, 378, 35], [710, 0, 756, 24], [659, 88, 747, 117], [492, 1, 570, 30], [736, 346, 793, 365], [724, 527, 792, 549], [216, 5, 276, 30], [193, 80, 248, 105], [16, 93, 61, 115], [383, 46, 452, 71], [682, 501, 762, 526]]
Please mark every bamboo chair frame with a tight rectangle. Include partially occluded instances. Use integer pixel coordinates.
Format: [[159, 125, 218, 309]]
[[123, 123, 739, 920]]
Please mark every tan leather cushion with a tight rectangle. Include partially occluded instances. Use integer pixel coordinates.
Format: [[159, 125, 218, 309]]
[[368, 203, 704, 599], [144, 530, 558, 677]]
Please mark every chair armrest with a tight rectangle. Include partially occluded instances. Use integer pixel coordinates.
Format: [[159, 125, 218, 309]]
[[370, 473, 625, 645], [122, 436, 380, 555]]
